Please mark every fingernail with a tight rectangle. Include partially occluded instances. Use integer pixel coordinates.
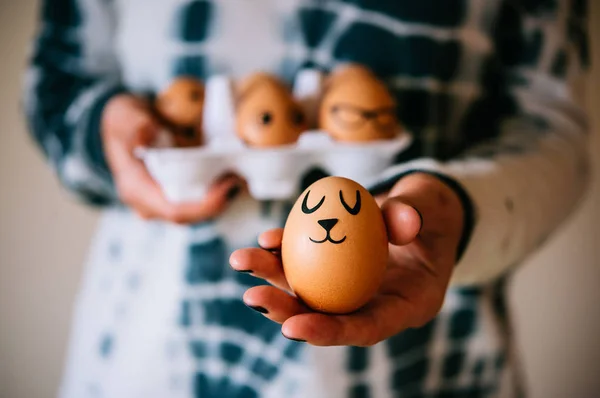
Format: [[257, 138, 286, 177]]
[[258, 243, 279, 254], [246, 304, 269, 314], [281, 331, 305, 342], [414, 207, 424, 233], [226, 185, 241, 201], [236, 269, 253, 274]]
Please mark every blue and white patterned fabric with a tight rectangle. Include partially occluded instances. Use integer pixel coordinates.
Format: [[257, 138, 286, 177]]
[[23, 1, 590, 397]]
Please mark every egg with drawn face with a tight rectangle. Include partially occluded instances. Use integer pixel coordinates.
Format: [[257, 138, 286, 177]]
[[319, 70, 400, 142], [325, 63, 377, 89], [281, 176, 389, 314], [235, 73, 307, 147], [155, 77, 205, 147]]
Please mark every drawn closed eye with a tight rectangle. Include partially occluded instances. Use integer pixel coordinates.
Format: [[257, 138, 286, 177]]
[[302, 190, 325, 214], [339, 190, 361, 215]]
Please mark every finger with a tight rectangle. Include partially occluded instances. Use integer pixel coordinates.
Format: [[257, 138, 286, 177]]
[[381, 198, 422, 246], [281, 295, 412, 346], [229, 248, 291, 291], [163, 175, 244, 224], [258, 228, 284, 252], [129, 112, 160, 147], [115, 161, 172, 218], [104, 113, 160, 173], [117, 162, 241, 224], [114, 126, 244, 223], [242, 285, 308, 324], [374, 193, 388, 207], [102, 97, 184, 221]]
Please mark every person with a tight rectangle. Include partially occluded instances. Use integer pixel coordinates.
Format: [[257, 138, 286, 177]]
[[23, 0, 590, 397]]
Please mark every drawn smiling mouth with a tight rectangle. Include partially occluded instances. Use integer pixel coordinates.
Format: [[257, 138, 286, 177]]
[[309, 233, 347, 245]]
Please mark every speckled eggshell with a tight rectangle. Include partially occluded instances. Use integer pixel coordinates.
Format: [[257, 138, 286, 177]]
[[235, 73, 307, 147], [319, 71, 400, 143], [155, 77, 205, 147], [281, 176, 389, 314]]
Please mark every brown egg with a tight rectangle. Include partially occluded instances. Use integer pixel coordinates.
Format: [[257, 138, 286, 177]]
[[319, 70, 400, 142], [281, 176, 389, 314], [155, 77, 205, 147], [235, 73, 307, 147], [325, 63, 376, 89], [235, 72, 276, 97]]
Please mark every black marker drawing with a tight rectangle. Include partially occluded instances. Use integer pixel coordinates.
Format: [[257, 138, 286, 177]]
[[309, 218, 346, 245], [302, 190, 325, 214], [339, 190, 361, 215]]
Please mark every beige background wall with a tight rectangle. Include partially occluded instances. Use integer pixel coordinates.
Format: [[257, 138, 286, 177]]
[[0, 1, 598, 397]]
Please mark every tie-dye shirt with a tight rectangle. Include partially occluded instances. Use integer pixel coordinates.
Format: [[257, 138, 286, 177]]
[[23, 1, 590, 397]]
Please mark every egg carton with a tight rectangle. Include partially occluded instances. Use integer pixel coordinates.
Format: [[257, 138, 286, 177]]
[[136, 69, 413, 202]]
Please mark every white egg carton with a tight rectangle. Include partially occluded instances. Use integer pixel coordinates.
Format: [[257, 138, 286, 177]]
[[136, 69, 413, 202]]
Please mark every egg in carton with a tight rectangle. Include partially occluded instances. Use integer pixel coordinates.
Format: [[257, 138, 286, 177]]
[[235, 72, 307, 147], [137, 65, 412, 202], [153, 77, 205, 148], [319, 64, 400, 142]]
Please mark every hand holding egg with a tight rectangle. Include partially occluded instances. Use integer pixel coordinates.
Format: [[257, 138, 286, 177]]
[[229, 173, 465, 346], [281, 177, 388, 314]]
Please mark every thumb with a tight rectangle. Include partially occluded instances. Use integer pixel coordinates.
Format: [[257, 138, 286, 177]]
[[381, 197, 422, 246], [129, 109, 161, 147]]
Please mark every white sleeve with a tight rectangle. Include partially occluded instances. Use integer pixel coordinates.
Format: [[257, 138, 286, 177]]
[[23, 0, 125, 206], [373, 0, 591, 286]]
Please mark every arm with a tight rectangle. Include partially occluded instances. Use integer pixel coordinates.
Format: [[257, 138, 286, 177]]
[[372, 0, 591, 285], [226, 0, 591, 346], [22, 0, 125, 205], [23, 0, 244, 222]]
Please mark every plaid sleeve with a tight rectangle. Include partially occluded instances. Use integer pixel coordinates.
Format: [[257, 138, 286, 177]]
[[22, 0, 127, 206], [371, 0, 591, 286]]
